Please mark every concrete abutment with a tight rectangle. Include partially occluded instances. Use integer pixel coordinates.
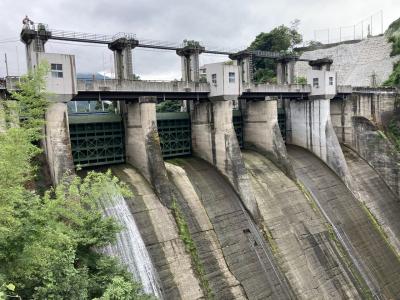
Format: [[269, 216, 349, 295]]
[[43, 102, 75, 184]]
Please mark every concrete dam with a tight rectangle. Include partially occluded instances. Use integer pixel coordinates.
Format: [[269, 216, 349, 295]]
[[1, 23, 400, 299]]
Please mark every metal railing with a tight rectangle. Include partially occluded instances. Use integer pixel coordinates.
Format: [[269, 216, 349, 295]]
[[50, 29, 113, 44], [45, 26, 288, 59]]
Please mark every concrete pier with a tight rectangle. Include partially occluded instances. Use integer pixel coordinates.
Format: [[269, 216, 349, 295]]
[[276, 59, 296, 84], [287, 97, 352, 185], [108, 37, 138, 80], [176, 42, 205, 82], [190, 98, 260, 220], [123, 96, 173, 206], [242, 98, 294, 178], [43, 102, 75, 184]]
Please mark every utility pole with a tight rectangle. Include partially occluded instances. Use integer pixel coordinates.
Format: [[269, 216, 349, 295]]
[[362, 21, 364, 39], [4, 53, 9, 77], [370, 16, 373, 36], [16, 46, 20, 76]]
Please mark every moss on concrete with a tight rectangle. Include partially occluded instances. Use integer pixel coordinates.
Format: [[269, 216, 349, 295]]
[[171, 198, 213, 299], [361, 202, 400, 260], [296, 181, 319, 213]]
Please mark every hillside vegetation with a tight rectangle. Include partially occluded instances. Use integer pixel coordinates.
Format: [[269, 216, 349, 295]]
[[0, 63, 153, 300], [384, 17, 400, 87]]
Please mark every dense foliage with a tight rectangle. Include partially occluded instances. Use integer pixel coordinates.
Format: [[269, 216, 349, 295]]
[[383, 61, 400, 87], [384, 17, 400, 87], [249, 20, 303, 83], [156, 100, 181, 113], [0, 63, 152, 299], [388, 119, 400, 150]]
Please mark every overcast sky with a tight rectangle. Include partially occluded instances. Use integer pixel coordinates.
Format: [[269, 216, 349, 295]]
[[0, 0, 399, 79]]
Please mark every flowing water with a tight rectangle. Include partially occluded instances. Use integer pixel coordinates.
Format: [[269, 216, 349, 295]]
[[100, 190, 163, 299]]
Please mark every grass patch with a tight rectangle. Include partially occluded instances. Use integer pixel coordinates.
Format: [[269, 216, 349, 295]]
[[171, 198, 213, 299], [296, 181, 319, 213], [166, 158, 185, 166], [261, 227, 280, 257]]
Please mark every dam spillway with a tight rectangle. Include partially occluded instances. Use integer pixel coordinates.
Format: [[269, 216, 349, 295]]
[[287, 145, 400, 299]]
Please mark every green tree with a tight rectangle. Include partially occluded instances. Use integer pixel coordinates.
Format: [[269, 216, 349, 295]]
[[0, 63, 154, 299], [249, 20, 303, 83], [383, 17, 400, 87], [383, 61, 400, 87], [156, 100, 182, 112]]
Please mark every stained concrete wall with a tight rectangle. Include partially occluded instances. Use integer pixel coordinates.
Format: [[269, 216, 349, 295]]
[[331, 90, 398, 144], [166, 163, 247, 299], [43, 102, 75, 184], [288, 145, 400, 299], [287, 97, 352, 186], [123, 97, 173, 207], [243, 150, 361, 299], [190, 98, 261, 220], [352, 117, 400, 197], [168, 157, 295, 299], [242, 99, 295, 178], [111, 165, 204, 300], [343, 146, 400, 256], [330, 91, 400, 197]]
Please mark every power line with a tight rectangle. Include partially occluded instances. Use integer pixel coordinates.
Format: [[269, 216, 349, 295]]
[[0, 39, 19, 44]]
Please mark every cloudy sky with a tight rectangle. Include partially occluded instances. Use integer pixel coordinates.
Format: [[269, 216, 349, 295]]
[[0, 0, 399, 79]]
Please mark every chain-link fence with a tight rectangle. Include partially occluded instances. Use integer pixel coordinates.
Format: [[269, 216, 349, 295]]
[[307, 11, 384, 45]]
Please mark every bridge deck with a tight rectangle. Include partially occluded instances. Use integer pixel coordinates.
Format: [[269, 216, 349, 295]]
[[240, 83, 311, 99], [74, 79, 210, 101]]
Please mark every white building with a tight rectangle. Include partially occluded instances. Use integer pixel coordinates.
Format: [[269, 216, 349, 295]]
[[306, 59, 336, 97], [200, 61, 240, 99]]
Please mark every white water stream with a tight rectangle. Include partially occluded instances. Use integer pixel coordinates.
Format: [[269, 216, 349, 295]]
[[100, 191, 163, 299]]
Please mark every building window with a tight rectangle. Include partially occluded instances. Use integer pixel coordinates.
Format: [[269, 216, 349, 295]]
[[329, 76, 334, 86], [212, 74, 217, 85], [51, 64, 63, 78], [228, 72, 235, 83], [313, 78, 319, 88]]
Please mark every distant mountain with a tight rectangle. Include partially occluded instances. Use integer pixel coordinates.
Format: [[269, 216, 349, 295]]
[[76, 72, 113, 80]]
